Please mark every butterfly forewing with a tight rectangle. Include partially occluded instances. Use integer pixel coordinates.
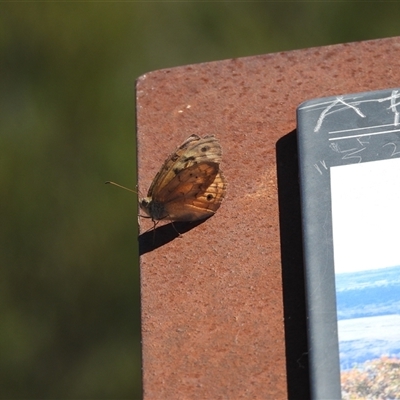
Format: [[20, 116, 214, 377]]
[[154, 162, 218, 202], [192, 170, 226, 211], [146, 135, 222, 199], [177, 171, 227, 220]]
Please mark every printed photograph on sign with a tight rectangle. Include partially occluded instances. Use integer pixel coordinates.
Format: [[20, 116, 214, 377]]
[[330, 158, 400, 398]]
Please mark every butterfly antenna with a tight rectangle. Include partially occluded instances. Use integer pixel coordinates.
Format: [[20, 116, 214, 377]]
[[105, 181, 138, 195]]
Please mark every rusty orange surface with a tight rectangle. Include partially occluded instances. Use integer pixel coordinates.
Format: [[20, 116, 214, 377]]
[[136, 37, 400, 399]]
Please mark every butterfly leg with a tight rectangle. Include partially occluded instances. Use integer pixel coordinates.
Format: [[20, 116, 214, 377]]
[[170, 221, 183, 238]]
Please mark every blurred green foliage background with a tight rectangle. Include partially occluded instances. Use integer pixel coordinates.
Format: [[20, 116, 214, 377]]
[[1, 2, 400, 399]]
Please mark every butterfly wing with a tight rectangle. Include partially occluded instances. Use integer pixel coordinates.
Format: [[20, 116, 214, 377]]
[[147, 134, 223, 199], [157, 162, 227, 221], [176, 169, 226, 221]]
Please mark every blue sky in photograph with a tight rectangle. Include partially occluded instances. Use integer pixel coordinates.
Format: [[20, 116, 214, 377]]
[[331, 157, 400, 273]]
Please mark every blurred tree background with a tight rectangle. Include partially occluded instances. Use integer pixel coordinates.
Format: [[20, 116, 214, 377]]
[[1, 2, 400, 399]]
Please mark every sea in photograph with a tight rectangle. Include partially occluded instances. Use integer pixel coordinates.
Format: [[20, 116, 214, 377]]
[[335, 265, 400, 370]]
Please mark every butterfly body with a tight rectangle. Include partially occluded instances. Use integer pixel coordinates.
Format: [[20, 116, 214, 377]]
[[139, 135, 226, 223]]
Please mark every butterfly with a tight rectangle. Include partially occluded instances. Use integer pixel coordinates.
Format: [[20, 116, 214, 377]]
[[139, 134, 226, 223], [106, 135, 226, 229]]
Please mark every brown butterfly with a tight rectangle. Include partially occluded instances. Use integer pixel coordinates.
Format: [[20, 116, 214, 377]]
[[140, 134, 226, 222], [107, 134, 226, 226]]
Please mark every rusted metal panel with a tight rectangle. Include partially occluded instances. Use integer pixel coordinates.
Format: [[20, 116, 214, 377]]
[[137, 37, 400, 399]]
